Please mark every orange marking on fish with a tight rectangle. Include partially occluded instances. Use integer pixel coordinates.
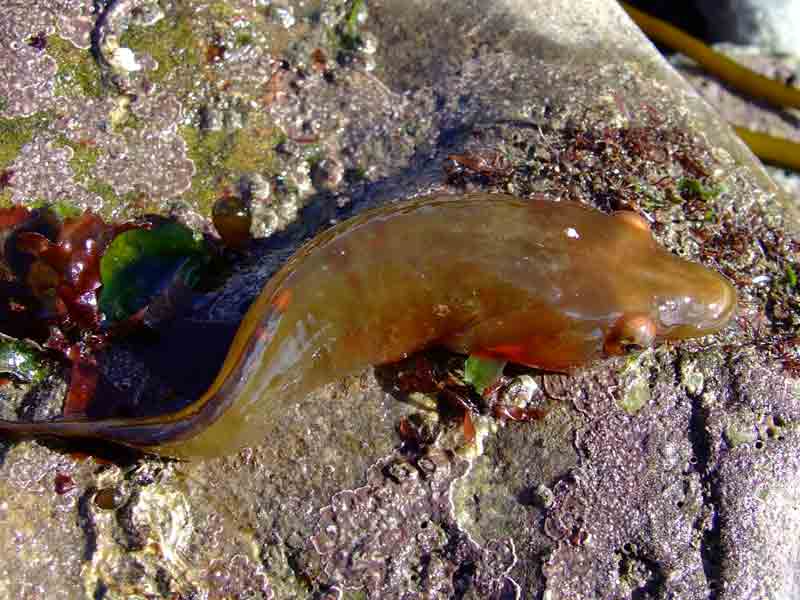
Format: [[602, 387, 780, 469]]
[[463, 411, 476, 445], [272, 288, 292, 312], [482, 344, 530, 364]]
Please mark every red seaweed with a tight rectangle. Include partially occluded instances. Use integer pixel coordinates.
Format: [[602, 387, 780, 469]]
[[0, 205, 215, 421]]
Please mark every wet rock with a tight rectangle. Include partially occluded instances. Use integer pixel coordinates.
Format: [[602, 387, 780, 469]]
[[716, 431, 800, 599], [670, 44, 800, 202], [0, 443, 100, 599]]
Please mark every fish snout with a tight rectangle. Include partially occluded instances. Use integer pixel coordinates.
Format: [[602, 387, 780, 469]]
[[656, 268, 737, 339]]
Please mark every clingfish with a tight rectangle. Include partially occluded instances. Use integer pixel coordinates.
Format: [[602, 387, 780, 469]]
[[0, 194, 736, 458]]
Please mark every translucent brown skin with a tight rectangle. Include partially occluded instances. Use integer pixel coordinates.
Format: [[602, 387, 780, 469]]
[[0, 194, 736, 459]]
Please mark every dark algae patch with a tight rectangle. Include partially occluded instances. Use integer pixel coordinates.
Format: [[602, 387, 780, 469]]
[[0, 206, 218, 425]]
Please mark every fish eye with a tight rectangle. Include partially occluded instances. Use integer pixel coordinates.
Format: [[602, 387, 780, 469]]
[[604, 314, 656, 355], [621, 342, 645, 353]]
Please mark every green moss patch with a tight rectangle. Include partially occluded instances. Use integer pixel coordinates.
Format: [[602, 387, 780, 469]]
[[119, 11, 203, 84], [48, 36, 103, 99], [0, 112, 54, 170], [0, 334, 52, 384], [180, 117, 282, 214]]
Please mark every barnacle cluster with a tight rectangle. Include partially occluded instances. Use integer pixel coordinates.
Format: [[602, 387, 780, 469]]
[[7, 134, 102, 210], [311, 450, 519, 597], [93, 95, 195, 199], [82, 473, 275, 599], [55, 93, 195, 206], [0, 44, 57, 118], [4, 0, 93, 49], [311, 451, 465, 595]]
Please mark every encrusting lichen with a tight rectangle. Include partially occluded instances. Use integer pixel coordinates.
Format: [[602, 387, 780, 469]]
[[117, 7, 202, 85], [180, 117, 283, 215]]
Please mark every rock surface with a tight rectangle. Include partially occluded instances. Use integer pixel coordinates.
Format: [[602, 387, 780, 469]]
[[1, 0, 799, 598]]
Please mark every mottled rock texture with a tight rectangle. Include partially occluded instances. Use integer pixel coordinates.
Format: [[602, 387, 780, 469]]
[[1, 0, 799, 598]]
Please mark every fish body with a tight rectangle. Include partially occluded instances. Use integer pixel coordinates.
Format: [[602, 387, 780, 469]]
[[0, 194, 736, 458]]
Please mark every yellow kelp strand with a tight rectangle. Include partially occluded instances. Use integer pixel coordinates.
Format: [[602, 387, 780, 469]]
[[733, 126, 800, 171], [621, 2, 800, 111]]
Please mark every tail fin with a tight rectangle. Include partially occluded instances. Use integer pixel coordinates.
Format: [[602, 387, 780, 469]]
[[0, 417, 100, 441], [0, 413, 194, 453]]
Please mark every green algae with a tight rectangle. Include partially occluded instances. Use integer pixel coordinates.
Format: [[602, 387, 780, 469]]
[[724, 420, 758, 447], [618, 349, 655, 415], [47, 36, 103, 99], [53, 135, 113, 206], [786, 264, 798, 288], [180, 127, 233, 214], [619, 377, 650, 415], [0, 334, 52, 384], [326, 0, 368, 52], [50, 136, 127, 212], [206, 1, 239, 20], [87, 180, 121, 206], [26, 199, 81, 219], [180, 119, 283, 215], [48, 136, 148, 216], [58, 136, 100, 180], [99, 222, 210, 322], [0, 112, 54, 170], [677, 177, 723, 202], [339, 0, 368, 50], [464, 355, 506, 395], [110, 110, 145, 134]]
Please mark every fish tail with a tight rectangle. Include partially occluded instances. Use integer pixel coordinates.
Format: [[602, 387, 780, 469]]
[[0, 418, 97, 441]]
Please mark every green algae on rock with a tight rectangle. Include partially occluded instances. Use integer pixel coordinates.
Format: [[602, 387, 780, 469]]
[[0, 334, 52, 385], [98, 221, 212, 323]]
